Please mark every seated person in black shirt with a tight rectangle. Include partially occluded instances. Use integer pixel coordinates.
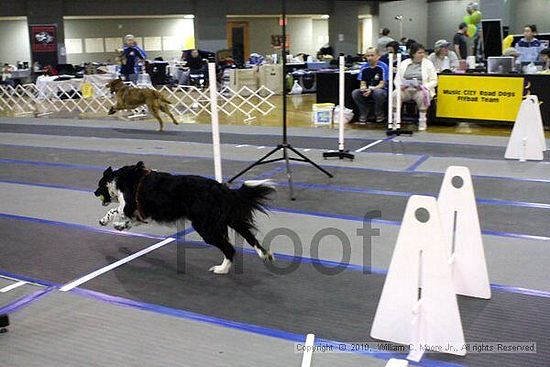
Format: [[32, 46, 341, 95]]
[[351, 47, 389, 123], [183, 49, 206, 72], [380, 41, 409, 71]]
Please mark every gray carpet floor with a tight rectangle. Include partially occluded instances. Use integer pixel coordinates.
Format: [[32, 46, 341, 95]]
[[1, 118, 549, 367]]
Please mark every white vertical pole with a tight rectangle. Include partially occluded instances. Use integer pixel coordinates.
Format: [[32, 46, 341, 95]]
[[208, 62, 223, 183], [396, 53, 402, 130], [338, 55, 345, 151], [300, 333, 315, 367], [387, 53, 394, 130]]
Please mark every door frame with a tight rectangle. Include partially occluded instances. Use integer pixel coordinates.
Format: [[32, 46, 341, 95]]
[[227, 21, 250, 61]]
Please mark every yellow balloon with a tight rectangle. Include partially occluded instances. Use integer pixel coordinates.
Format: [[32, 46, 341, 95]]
[[467, 24, 477, 38], [464, 15, 472, 24], [502, 35, 514, 52]]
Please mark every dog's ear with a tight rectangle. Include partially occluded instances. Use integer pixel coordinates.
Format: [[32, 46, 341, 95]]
[[103, 166, 113, 177], [136, 161, 145, 169]]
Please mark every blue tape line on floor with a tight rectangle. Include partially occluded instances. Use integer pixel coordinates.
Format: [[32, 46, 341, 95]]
[[69, 287, 462, 367], [0, 158, 103, 171], [0, 179, 92, 192], [1, 185, 550, 241], [271, 207, 550, 241], [251, 164, 286, 180], [0, 287, 56, 315], [180, 239, 550, 299], [0, 270, 59, 288], [405, 154, 430, 172], [3, 143, 550, 183], [0, 212, 167, 240], [3, 213, 549, 299], [180, 239, 387, 275], [0, 124, 383, 142], [3, 157, 550, 209]]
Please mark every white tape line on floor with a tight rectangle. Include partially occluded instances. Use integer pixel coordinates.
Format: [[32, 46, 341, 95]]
[[59, 237, 175, 292], [0, 281, 27, 293]]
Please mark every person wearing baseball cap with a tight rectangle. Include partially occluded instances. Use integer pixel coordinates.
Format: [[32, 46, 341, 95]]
[[428, 39, 459, 72]]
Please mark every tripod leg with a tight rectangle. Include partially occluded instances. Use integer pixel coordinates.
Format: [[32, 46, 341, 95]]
[[283, 147, 295, 201], [228, 145, 282, 183], [288, 146, 334, 178]]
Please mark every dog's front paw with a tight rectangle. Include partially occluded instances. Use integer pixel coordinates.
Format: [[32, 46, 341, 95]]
[[114, 221, 130, 231], [255, 247, 274, 262], [99, 218, 109, 226], [264, 251, 275, 262]]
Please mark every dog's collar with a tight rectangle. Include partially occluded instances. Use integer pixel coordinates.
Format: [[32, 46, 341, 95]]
[[135, 169, 152, 223]]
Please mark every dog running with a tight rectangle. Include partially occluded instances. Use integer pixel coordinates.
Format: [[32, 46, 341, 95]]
[[94, 162, 275, 274], [106, 78, 178, 132]]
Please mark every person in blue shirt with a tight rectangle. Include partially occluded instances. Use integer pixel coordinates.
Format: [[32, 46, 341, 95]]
[[120, 34, 147, 83], [352, 47, 389, 123], [515, 25, 544, 63]]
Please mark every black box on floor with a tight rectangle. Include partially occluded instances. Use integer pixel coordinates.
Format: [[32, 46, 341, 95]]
[[0, 314, 9, 327]]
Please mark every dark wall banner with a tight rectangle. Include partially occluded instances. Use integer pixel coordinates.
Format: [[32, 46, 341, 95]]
[[29, 24, 58, 66]]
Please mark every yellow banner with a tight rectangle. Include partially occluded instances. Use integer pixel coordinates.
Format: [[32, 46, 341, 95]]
[[436, 75, 524, 121], [81, 82, 94, 99]]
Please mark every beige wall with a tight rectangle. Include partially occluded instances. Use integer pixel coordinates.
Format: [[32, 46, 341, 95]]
[[313, 19, 330, 52], [378, 0, 428, 46], [0, 18, 31, 65], [63, 17, 194, 64], [230, 17, 329, 58], [509, 0, 550, 34]]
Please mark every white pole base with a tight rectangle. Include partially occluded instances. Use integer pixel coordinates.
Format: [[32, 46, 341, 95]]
[[505, 95, 546, 161]]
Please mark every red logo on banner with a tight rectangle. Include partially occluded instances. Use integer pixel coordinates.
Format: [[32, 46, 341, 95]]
[[30, 25, 57, 53]]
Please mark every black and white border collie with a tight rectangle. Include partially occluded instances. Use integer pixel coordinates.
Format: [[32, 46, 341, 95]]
[[94, 161, 275, 274]]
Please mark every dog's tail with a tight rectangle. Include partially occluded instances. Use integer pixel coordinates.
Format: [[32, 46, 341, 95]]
[[230, 180, 276, 230]]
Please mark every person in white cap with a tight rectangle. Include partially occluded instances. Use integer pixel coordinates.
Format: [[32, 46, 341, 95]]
[[428, 40, 459, 72]]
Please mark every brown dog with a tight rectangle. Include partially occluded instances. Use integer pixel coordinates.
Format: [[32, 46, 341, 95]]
[[106, 79, 178, 132]]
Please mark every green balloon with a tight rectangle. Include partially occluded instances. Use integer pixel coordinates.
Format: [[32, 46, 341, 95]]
[[464, 15, 472, 24], [471, 11, 482, 24], [286, 73, 294, 90]]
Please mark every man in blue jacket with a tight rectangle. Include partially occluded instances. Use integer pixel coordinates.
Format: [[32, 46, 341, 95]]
[[120, 34, 147, 83], [515, 25, 544, 64]]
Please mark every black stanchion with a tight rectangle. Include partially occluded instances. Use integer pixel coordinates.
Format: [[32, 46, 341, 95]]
[[386, 128, 413, 137], [0, 314, 9, 333], [228, 0, 333, 200]]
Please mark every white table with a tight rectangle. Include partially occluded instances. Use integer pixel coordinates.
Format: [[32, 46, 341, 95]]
[[35, 73, 116, 99], [35, 76, 82, 98]]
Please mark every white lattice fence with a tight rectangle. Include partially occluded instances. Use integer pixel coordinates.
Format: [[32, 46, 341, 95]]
[[0, 84, 38, 116], [1, 79, 276, 120]]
